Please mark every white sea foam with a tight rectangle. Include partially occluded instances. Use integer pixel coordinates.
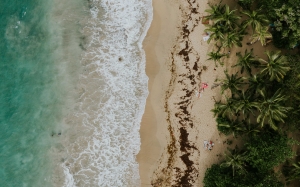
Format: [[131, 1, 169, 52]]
[[60, 0, 153, 186]]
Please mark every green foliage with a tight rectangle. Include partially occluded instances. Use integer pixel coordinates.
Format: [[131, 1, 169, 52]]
[[203, 132, 293, 186], [216, 116, 245, 137], [245, 131, 295, 172], [246, 74, 268, 95], [273, 4, 300, 48], [222, 31, 243, 48], [204, 4, 245, 48], [232, 48, 258, 75], [258, 0, 300, 49], [254, 89, 291, 130], [242, 120, 261, 136], [205, 3, 225, 21], [205, 24, 225, 44], [216, 116, 232, 135], [283, 161, 300, 182], [283, 55, 300, 97], [272, 30, 291, 49], [214, 5, 241, 31], [250, 26, 272, 46], [282, 55, 300, 129], [259, 51, 290, 82], [241, 10, 269, 32], [221, 71, 244, 94], [235, 90, 256, 118], [207, 50, 227, 66], [214, 97, 237, 117], [203, 164, 284, 187], [205, 0, 300, 184], [257, 0, 286, 20], [203, 164, 234, 187], [221, 147, 247, 176], [238, 0, 255, 10]]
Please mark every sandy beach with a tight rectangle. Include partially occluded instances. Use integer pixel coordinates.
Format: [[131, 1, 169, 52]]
[[138, 0, 228, 186], [137, 0, 277, 186]]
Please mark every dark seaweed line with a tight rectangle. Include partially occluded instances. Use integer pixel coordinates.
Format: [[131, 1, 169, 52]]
[[151, 51, 178, 187], [151, 0, 202, 186], [173, 0, 202, 186]]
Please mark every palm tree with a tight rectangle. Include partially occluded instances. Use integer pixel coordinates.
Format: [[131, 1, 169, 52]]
[[284, 161, 300, 182], [235, 91, 257, 118], [237, 26, 248, 38], [253, 89, 292, 130], [207, 50, 227, 66], [250, 26, 272, 46], [205, 3, 225, 21], [259, 51, 291, 82], [237, 0, 254, 10], [220, 97, 239, 117], [214, 5, 241, 31], [222, 31, 243, 48], [243, 119, 261, 136], [221, 71, 244, 94], [216, 116, 246, 137], [247, 74, 267, 95], [221, 147, 247, 176], [241, 10, 269, 32], [213, 97, 238, 118], [232, 48, 259, 75], [211, 100, 222, 117], [204, 24, 225, 44]]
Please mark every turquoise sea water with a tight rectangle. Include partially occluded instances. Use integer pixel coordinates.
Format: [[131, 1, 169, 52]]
[[0, 0, 84, 186]]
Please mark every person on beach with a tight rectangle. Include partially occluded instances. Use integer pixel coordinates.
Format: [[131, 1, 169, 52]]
[[204, 140, 214, 151], [208, 141, 214, 151], [201, 83, 208, 91], [195, 83, 209, 98]]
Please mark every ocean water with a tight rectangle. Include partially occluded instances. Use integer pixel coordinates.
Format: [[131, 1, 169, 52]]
[[0, 0, 152, 186]]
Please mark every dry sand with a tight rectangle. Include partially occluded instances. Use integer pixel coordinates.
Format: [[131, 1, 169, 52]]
[[137, 0, 275, 186]]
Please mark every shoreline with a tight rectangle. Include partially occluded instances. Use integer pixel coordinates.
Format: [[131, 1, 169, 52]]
[[137, 0, 182, 185]]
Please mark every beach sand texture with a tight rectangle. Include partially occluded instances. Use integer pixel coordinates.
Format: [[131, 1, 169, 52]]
[[138, 0, 277, 186]]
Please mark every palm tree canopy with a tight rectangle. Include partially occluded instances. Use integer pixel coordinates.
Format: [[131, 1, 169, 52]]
[[259, 50, 291, 82], [214, 97, 238, 118], [221, 147, 247, 176], [253, 89, 292, 130], [232, 48, 259, 75], [250, 26, 272, 46], [204, 24, 225, 44], [247, 74, 267, 95], [285, 161, 300, 182], [222, 31, 243, 48], [216, 116, 246, 137], [214, 5, 241, 30], [243, 119, 261, 136], [207, 51, 227, 66], [235, 91, 257, 117], [205, 3, 225, 20], [221, 71, 244, 94], [241, 10, 269, 31]]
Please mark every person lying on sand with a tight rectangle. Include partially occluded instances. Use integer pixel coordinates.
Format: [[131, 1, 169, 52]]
[[195, 83, 209, 98], [200, 83, 208, 92], [203, 140, 214, 151]]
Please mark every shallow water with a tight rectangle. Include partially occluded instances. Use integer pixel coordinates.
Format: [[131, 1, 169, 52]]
[[58, 1, 152, 186], [0, 0, 85, 186], [1, 0, 152, 186]]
